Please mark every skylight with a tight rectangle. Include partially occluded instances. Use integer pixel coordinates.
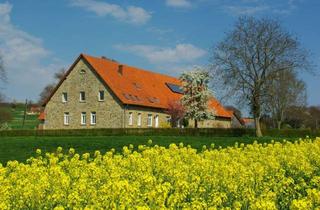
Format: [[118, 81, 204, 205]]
[[166, 83, 183, 94]]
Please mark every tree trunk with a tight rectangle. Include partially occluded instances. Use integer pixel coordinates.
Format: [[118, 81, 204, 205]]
[[194, 119, 198, 128], [252, 93, 263, 137], [277, 121, 281, 130], [254, 117, 263, 137]]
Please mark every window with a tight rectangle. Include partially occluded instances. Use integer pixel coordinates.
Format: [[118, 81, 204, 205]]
[[155, 115, 159, 128], [80, 91, 85, 102], [137, 113, 141, 127], [62, 92, 68, 103], [128, 112, 133, 126], [147, 114, 153, 127], [64, 112, 70, 125], [90, 112, 96, 125], [81, 112, 86, 125], [166, 83, 184, 94], [98, 90, 105, 101]]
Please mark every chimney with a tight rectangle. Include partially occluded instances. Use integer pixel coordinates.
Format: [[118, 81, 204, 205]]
[[101, 56, 118, 63], [118, 65, 123, 76]]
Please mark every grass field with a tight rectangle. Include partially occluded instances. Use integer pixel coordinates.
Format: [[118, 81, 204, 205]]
[[2, 103, 40, 130], [0, 135, 299, 164]]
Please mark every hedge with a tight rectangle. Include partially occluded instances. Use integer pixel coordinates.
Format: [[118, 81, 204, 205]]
[[0, 128, 319, 138]]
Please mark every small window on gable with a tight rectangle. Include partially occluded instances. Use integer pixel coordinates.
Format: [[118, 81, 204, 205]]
[[62, 92, 68, 103], [80, 69, 86, 74], [98, 90, 105, 101], [80, 91, 85, 102]]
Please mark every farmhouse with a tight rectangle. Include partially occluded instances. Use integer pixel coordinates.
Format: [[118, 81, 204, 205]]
[[40, 54, 232, 129]]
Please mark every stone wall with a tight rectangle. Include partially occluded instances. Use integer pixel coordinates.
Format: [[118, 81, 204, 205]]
[[44, 59, 124, 129], [188, 117, 232, 128], [124, 105, 170, 128]]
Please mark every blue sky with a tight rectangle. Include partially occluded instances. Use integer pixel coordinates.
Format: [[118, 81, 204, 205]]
[[0, 0, 319, 108]]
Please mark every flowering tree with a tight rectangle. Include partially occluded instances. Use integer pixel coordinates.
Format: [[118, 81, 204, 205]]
[[180, 67, 215, 128]]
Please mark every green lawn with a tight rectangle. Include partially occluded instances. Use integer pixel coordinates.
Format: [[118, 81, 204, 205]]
[[4, 104, 40, 130], [0, 135, 298, 164]]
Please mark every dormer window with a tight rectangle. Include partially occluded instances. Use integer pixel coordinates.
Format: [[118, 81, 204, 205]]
[[80, 91, 86, 102]]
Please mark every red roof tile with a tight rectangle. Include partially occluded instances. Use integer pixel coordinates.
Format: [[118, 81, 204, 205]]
[[83, 54, 181, 109], [208, 98, 233, 118], [38, 112, 45, 120]]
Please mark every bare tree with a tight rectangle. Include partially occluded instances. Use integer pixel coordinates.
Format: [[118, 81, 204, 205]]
[[54, 68, 66, 80], [266, 70, 306, 129], [212, 16, 310, 137], [38, 68, 66, 105], [307, 106, 320, 130], [38, 84, 56, 105]]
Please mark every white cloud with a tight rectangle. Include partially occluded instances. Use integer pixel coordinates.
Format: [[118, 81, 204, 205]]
[[166, 0, 192, 8], [70, 0, 151, 25], [224, 0, 301, 16], [0, 2, 63, 101], [225, 5, 270, 15], [114, 43, 206, 64]]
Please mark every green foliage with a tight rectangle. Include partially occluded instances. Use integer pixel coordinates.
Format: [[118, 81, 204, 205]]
[[0, 128, 318, 138], [0, 107, 12, 125]]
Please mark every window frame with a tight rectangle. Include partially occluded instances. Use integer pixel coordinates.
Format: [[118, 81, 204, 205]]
[[137, 113, 142, 127], [62, 92, 68, 103], [79, 91, 86, 102], [98, 90, 105, 101], [63, 112, 70, 125], [155, 115, 159, 128], [81, 112, 86, 125], [90, 112, 96, 125], [147, 114, 153, 127], [128, 112, 133, 126]]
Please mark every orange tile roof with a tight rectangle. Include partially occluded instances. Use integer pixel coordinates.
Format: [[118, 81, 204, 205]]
[[242, 118, 254, 124], [44, 54, 232, 119], [38, 112, 45, 120], [208, 98, 233, 118], [83, 54, 181, 109]]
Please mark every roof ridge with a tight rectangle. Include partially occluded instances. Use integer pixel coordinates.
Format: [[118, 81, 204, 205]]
[[82, 53, 180, 82]]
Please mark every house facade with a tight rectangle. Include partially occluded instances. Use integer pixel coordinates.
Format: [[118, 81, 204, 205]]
[[40, 54, 232, 129]]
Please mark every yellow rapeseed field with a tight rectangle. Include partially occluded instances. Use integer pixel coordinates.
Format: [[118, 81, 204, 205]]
[[1, 138, 320, 209]]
